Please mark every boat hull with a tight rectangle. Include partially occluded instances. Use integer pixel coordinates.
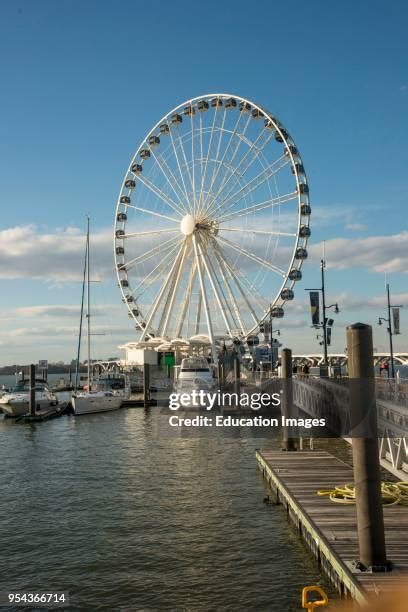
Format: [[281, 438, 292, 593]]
[[72, 394, 123, 415], [1, 398, 57, 417]]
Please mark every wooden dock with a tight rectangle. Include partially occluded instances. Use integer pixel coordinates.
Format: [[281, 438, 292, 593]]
[[256, 450, 408, 603]]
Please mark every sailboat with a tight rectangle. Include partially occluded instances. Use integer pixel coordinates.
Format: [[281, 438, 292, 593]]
[[71, 217, 129, 415]]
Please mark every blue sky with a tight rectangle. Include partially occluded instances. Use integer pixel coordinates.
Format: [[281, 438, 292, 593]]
[[0, 0, 407, 364]]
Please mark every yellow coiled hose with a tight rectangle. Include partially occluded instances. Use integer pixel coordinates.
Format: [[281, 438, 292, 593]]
[[317, 482, 408, 505]]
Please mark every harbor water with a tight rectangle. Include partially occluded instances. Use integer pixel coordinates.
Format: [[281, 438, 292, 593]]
[[0, 404, 338, 611]]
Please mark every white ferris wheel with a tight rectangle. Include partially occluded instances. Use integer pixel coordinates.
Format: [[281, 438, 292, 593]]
[[114, 93, 310, 359]]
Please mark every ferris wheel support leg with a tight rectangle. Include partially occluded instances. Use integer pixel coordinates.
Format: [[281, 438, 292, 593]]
[[212, 246, 246, 335], [205, 246, 239, 332], [192, 235, 217, 364], [213, 242, 259, 326], [195, 289, 202, 335], [175, 262, 196, 338], [161, 243, 189, 337], [197, 237, 233, 338], [140, 242, 185, 341]]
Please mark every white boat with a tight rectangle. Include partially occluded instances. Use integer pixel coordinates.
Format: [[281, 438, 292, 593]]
[[72, 373, 130, 415], [72, 390, 122, 415], [0, 379, 58, 417], [71, 218, 128, 416], [173, 357, 216, 407]]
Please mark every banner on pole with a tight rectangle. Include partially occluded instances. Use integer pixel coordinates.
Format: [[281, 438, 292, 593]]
[[392, 307, 400, 334], [309, 292, 320, 326], [326, 327, 332, 346]]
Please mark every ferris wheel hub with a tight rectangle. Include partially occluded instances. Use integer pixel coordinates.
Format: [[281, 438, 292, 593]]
[[180, 214, 196, 236]]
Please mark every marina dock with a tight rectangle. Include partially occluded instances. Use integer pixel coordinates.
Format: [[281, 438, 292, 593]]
[[256, 449, 408, 603]]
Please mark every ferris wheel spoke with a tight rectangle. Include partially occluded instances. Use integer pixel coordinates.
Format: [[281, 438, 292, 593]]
[[220, 227, 297, 238], [148, 147, 190, 213], [217, 235, 286, 278], [196, 236, 232, 336], [201, 111, 252, 215], [167, 123, 192, 204], [123, 235, 180, 271], [213, 240, 269, 316], [211, 155, 289, 218], [198, 106, 227, 217], [212, 243, 259, 328], [197, 111, 204, 211], [197, 105, 220, 215], [174, 127, 196, 213], [131, 240, 183, 299], [136, 174, 184, 217], [217, 191, 298, 224], [175, 261, 197, 337], [205, 127, 274, 217], [140, 241, 187, 340], [124, 204, 179, 224], [205, 244, 240, 333], [160, 242, 189, 337], [190, 110, 198, 215], [209, 247, 244, 334], [192, 234, 216, 358], [123, 227, 179, 238]]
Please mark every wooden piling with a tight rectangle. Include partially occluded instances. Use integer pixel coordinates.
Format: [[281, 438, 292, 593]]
[[143, 363, 150, 407], [29, 364, 35, 416], [233, 354, 240, 395], [347, 322, 389, 570], [280, 348, 296, 451]]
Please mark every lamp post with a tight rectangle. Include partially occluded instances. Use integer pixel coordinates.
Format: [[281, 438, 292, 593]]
[[268, 308, 281, 374], [306, 258, 339, 367], [378, 283, 402, 379]]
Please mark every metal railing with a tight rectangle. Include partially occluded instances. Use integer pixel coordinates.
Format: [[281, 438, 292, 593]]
[[289, 375, 408, 479]]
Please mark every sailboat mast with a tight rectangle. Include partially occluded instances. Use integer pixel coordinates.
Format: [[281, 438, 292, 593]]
[[74, 226, 88, 391], [86, 216, 91, 389]]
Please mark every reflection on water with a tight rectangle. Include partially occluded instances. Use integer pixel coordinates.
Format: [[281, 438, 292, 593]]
[[0, 410, 338, 611]]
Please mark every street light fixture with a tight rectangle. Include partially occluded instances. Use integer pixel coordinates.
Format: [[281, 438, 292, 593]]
[[377, 283, 403, 379], [306, 259, 340, 366]]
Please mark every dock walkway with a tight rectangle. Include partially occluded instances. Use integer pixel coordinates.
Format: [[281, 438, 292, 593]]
[[256, 450, 408, 603]]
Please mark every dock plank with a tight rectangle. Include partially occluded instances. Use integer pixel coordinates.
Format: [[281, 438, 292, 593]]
[[256, 450, 408, 602]]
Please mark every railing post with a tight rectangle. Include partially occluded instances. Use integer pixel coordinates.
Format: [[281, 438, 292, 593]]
[[347, 322, 389, 571], [280, 348, 296, 451], [29, 364, 36, 416]]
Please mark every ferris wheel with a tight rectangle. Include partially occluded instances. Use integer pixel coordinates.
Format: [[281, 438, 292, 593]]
[[114, 93, 310, 358]]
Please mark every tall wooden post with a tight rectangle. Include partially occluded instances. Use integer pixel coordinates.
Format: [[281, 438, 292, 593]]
[[217, 361, 222, 388], [233, 354, 240, 396], [347, 323, 388, 570], [143, 363, 150, 407], [29, 364, 36, 416], [280, 349, 296, 451]]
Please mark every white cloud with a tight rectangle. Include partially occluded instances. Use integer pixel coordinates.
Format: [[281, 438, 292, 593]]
[[345, 223, 367, 232], [0, 225, 114, 282], [13, 304, 122, 318], [309, 233, 408, 274]]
